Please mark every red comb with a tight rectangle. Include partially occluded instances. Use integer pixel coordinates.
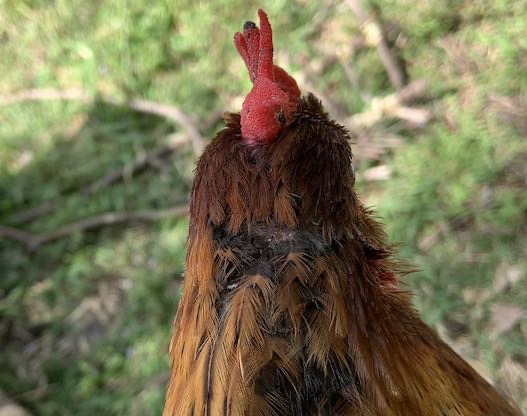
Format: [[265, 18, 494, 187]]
[[233, 9, 301, 142], [255, 9, 274, 80]]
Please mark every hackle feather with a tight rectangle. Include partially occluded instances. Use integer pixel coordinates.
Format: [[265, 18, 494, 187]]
[[164, 96, 521, 416]]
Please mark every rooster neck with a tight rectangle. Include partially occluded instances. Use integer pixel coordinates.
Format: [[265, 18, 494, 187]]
[[192, 95, 373, 240]]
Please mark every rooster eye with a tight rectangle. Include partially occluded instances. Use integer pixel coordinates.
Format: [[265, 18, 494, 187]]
[[277, 110, 286, 125]]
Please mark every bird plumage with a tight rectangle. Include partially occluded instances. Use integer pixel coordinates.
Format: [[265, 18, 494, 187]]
[[164, 10, 520, 416]]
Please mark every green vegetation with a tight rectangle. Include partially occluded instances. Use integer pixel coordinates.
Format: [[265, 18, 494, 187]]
[[1, 1, 525, 414]]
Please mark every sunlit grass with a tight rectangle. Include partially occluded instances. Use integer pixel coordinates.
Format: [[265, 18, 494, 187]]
[[1, 0, 525, 414]]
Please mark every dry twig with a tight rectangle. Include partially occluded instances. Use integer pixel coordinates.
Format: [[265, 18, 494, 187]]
[[345, 0, 405, 90], [9, 134, 190, 225], [0, 205, 189, 250], [0, 389, 31, 416], [344, 80, 430, 128], [0, 88, 206, 154]]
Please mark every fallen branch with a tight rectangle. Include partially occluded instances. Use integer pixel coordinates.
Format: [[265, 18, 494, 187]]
[[2, 89, 222, 225], [306, 52, 371, 104], [127, 98, 205, 155], [1, 204, 188, 250], [346, 0, 406, 90], [0, 389, 31, 416], [9, 133, 190, 225], [0, 88, 206, 155], [10, 201, 57, 226], [0, 88, 89, 105], [353, 132, 405, 161], [84, 132, 193, 195], [362, 164, 391, 181], [84, 145, 174, 194], [344, 79, 430, 128]]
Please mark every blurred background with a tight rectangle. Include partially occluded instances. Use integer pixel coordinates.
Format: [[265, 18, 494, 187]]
[[0, 0, 526, 414]]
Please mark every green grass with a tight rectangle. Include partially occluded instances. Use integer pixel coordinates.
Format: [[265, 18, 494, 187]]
[[1, 1, 526, 414]]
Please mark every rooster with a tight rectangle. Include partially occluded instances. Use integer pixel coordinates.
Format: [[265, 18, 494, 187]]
[[164, 9, 520, 416]]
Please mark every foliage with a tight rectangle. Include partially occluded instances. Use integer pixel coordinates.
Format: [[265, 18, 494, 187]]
[[0, 0, 525, 414]]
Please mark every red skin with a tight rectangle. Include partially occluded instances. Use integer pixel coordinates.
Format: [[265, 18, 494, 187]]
[[234, 9, 301, 143]]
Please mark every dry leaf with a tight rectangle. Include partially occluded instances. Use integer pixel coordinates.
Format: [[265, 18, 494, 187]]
[[500, 358, 527, 398], [493, 263, 523, 294], [489, 303, 525, 337], [363, 165, 391, 181]]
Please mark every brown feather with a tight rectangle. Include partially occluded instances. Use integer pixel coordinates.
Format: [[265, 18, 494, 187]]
[[164, 96, 521, 416]]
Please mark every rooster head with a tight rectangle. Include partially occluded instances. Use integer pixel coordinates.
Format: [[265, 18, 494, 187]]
[[234, 9, 301, 143]]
